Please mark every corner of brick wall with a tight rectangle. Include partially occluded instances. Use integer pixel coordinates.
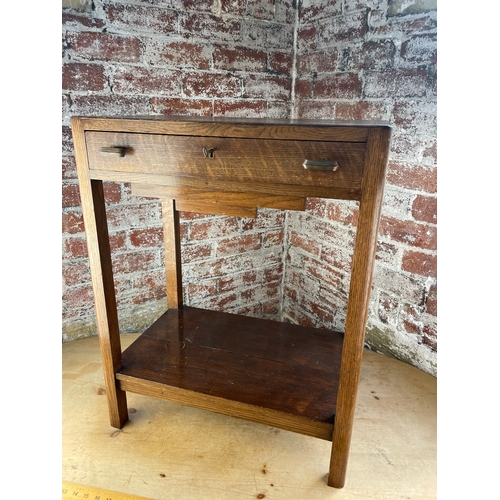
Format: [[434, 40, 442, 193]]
[[290, 0, 437, 376]]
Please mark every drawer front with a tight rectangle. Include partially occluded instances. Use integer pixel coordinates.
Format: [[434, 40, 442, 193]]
[[85, 131, 366, 191]]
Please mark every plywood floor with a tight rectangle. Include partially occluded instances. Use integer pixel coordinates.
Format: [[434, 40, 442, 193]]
[[62, 334, 436, 500]]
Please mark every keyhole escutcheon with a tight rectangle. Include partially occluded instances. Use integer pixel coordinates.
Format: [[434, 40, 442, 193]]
[[203, 147, 215, 158]]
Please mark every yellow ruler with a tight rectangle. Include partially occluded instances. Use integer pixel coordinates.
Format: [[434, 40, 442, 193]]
[[62, 482, 154, 500]]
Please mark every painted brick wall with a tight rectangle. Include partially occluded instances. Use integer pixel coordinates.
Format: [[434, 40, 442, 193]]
[[62, 0, 437, 376], [62, 0, 295, 340], [288, 0, 437, 375]]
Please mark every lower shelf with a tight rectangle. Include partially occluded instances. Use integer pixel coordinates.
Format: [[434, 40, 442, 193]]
[[117, 306, 344, 440]]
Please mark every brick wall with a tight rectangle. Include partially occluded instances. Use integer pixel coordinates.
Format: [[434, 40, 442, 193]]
[[62, 0, 437, 376], [62, 0, 295, 340], [289, 0, 437, 375]]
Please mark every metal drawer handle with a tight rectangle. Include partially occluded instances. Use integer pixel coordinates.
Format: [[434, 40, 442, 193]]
[[99, 147, 126, 158], [303, 159, 339, 171], [203, 147, 215, 158]]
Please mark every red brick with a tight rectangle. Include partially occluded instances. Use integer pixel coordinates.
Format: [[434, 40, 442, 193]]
[[196, 292, 238, 312], [217, 234, 261, 256], [264, 264, 283, 283], [62, 182, 81, 208], [189, 217, 240, 240], [242, 210, 285, 230], [62, 126, 73, 154], [326, 201, 358, 227], [296, 49, 338, 74], [261, 299, 281, 314], [387, 161, 436, 194], [336, 101, 389, 121], [423, 324, 437, 351], [303, 256, 344, 290], [380, 216, 437, 250], [306, 198, 328, 218], [375, 240, 400, 267], [180, 12, 241, 42], [297, 25, 316, 51], [63, 236, 88, 259], [401, 34, 437, 65], [112, 250, 157, 274], [294, 79, 313, 99], [71, 94, 151, 117], [244, 74, 291, 100], [246, 0, 276, 20], [112, 67, 180, 95], [373, 13, 436, 37], [62, 63, 106, 91], [401, 249, 437, 277], [364, 69, 428, 98], [62, 12, 105, 29], [392, 101, 436, 131], [151, 97, 212, 116], [378, 291, 398, 324], [175, 0, 213, 12], [219, 270, 258, 294], [213, 100, 267, 118], [187, 279, 218, 300], [63, 285, 94, 309], [401, 304, 421, 334], [220, 0, 247, 16], [129, 227, 163, 248], [300, 0, 342, 24], [412, 195, 436, 224], [317, 10, 368, 45], [145, 40, 211, 69], [107, 4, 177, 33], [103, 182, 122, 204], [296, 99, 336, 119], [299, 294, 334, 325], [285, 305, 316, 328], [422, 138, 437, 165], [66, 31, 141, 63], [181, 243, 213, 263], [109, 232, 127, 252], [63, 261, 90, 287], [290, 231, 321, 257], [262, 23, 294, 49], [106, 203, 161, 231], [131, 274, 166, 304], [62, 210, 84, 235], [262, 228, 284, 248], [315, 73, 361, 99], [426, 283, 437, 317], [320, 244, 354, 274], [62, 155, 76, 179], [359, 40, 396, 70], [183, 72, 241, 98], [213, 45, 266, 72], [268, 51, 293, 74]]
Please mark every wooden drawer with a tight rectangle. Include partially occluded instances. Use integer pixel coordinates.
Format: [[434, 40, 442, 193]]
[[85, 131, 366, 192]]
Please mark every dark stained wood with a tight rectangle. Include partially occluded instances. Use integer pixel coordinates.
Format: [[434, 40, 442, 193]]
[[85, 132, 366, 192], [118, 307, 343, 424]]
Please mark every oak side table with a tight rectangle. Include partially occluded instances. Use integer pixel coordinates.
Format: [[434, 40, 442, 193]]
[[71, 115, 391, 488]]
